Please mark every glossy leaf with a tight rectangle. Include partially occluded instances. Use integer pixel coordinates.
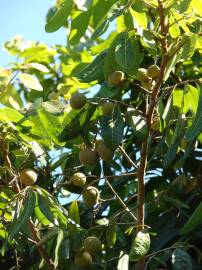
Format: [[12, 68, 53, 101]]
[[68, 201, 80, 225], [129, 230, 150, 262], [45, 0, 73, 33], [106, 221, 117, 247], [185, 83, 202, 140], [8, 189, 36, 241], [101, 104, 124, 151], [172, 248, 192, 270], [19, 73, 43, 91], [180, 202, 202, 234]]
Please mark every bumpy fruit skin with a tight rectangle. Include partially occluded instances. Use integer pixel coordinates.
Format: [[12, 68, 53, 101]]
[[102, 101, 114, 116], [74, 251, 92, 268], [147, 65, 160, 79], [82, 186, 100, 207], [108, 71, 125, 86], [84, 236, 102, 255], [71, 172, 86, 187], [19, 169, 37, 186], [97, 141, 113, 162], [79, 148, 98, 166], [70, 93, 86, 110], [136, 68, 148, 82]]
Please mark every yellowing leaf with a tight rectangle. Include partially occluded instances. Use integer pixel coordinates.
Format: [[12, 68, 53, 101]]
[[130, 8, 147, 29], [19, 73, 43, 91]]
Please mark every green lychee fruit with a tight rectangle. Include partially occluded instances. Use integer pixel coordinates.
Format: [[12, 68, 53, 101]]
[[71, 172, 86, 187], [19, 169, 37, 186], [82, 186, 100, 207], [108, 71, 125, 86], [102, 101, 114, 116], [70, 93, 86, 110], [74, 251, 92, 268], [84, 236, 102, 255]]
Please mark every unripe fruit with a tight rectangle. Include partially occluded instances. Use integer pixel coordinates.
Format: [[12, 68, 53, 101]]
[[79, 148, 98, 166], [84, 236, 102, 255], [147, 65, 160, 78], [141, 78, 154, 90], [70, 93, 86, 110], [71, 172, 86, 187], [102, 101, 114, 116], [82, 186, 100, 207], [97, 141, 113, 162], [108, 71, 125, 86], [19, 169, 37, 186], [74, 251, 92, 268], [136, 68, 148, 82]]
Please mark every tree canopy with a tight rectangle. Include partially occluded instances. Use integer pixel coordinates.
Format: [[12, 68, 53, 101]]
[[0, 0, 202, 269]]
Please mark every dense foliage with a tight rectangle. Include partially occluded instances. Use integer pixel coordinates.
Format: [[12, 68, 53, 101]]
[[0, 0, 202, 269]]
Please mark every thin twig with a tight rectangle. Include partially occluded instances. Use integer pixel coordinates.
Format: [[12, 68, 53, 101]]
[[119, 146, 138, 169], [105, 178, 137, 221]]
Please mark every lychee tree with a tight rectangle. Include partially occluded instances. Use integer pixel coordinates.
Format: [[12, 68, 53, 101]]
[[0, 0, 202, 269]]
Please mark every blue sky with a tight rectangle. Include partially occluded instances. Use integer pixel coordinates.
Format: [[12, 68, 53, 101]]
[[0, 0, 66, 67]]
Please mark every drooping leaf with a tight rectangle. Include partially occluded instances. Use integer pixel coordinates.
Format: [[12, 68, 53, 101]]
[[106, 221, 117, 247], [185, 83, 202, 141], [54, 230, 65, 267], [129, 230, 150, 262], [115, 32, 140, 73], [101, 104, 124, 151], [77, 51, 107, 83], [8, 189, 36, 241], [68, 201, 80, 225], [45, 0, 73, 33], [171, 248, 192, 270], [69, 8, 91, 45], [19, 73, 43, 91], [180, 202, 202, 235]]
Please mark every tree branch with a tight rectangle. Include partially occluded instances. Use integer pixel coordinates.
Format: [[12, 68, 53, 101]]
[[137, 0, 169, 231]]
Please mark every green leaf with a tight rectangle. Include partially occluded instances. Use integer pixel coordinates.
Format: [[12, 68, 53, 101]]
[[101, 104, 124, 151], [185, 83, 202, 141], [163, 119, 186, 168], [115, 32, 138, 73], [8, 189, 36, 241], [69, 8, 91, 45], [19, 73, 43, 91], [129, 230, 150, 262], [68, 201, 80, 225], [130, 114, 148, 141], [180, 202, 202, 235], [54, 230, 65, 267], [106, 221, 117, 247], [45, 0, 73, 33], [77, 51, 107, 83], [191, 0, 202, 15], [172, 248, 192, 270]]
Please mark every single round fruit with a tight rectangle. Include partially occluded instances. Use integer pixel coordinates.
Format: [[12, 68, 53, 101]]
[[82, 186, 100, 207], [84, 236, 102, 255], [97, 141, 113, 162], [74, 251, 92, 268], [108, 71, 125, 86], [102, 101, 114, 116], [141, 78, 154, 90], [147, 65, 160, 78], [71, 172, 86, 187], [70, 93, 86, 110], [79, 148, 98, 166], [19, 169, 37, 186], [136, 68, 148, 82]]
